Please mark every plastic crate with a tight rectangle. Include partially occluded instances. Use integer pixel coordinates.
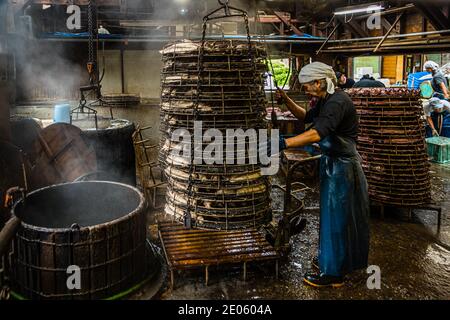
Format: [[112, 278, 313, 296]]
[[426, 136, 450, 164]]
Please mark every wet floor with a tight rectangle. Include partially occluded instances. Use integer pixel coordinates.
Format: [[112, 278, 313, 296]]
[[134, 164, 450, 300]]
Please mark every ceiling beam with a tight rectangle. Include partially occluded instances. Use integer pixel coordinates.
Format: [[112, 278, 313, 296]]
[[337, 15, 370, 38], [380, 17, 392, 32], [19, 1, 120, 6], [273, 11, 304, 36], [316, 22, 341, 56], [354, 3, 415, 20], [374, 12, 404, 53], [415, 3, 450, 33]]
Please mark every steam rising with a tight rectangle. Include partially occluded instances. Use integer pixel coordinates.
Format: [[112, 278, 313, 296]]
[[12, 39, 85, 102]]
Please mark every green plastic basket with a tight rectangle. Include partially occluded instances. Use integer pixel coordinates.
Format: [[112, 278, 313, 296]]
[[426, 136, 450, 164]]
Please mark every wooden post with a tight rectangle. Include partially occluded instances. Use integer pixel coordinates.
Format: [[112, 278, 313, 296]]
[[373, 12, 404, 53], [120, 44, 125, 94]]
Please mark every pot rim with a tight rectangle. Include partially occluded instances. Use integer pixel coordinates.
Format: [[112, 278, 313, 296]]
[[12, 180, 147, 233], [73, 118, 133, 132]]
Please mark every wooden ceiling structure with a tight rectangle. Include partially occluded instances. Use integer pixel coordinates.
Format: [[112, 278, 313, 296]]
[[3, 0, 450, 55]]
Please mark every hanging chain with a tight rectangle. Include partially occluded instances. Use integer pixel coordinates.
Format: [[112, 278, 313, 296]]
[[87, 0, 94, 63], [185, 18, 208, 228], [255, 11, 279, 127]]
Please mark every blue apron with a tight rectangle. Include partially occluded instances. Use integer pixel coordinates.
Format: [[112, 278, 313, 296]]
[[318, 135, 370, 276], [426, 110, 450, 138]]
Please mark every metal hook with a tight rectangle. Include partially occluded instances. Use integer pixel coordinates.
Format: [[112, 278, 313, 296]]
[[71, 223, 80, 231], [218, 0, 231, 16]]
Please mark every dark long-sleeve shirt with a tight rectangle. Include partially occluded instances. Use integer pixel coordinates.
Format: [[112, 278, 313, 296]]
[[353, 78, 385, 88], [432, 71, 448, 94], [305, 90, 358, 142]]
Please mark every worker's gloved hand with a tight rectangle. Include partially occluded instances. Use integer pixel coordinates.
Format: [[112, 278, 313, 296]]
[[279, 136, 287, 151], [263, 136, 287, 156], [432, 129, 440, 137]]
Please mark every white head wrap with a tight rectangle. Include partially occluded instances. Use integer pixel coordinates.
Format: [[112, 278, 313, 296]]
[[424, 61, 439, 72], [298, 62, 337, 95], [429, 97, 450, 111]]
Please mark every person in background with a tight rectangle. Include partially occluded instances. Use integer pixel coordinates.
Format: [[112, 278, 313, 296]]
[[335, 72, 355, 89], [425, 97, 450, 138], [424, 61, 449, 100], [353, 74, 386, 88], [276, 62, 370, 288]]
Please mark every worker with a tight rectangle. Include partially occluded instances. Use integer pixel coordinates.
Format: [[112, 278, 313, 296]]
[[425, 97, 450, 138], [424, 61, 449, 100], [276, 62, 370, 288], [335, 71, 355, 89], [98, 25, 110, 35], [353, 74, 386, 88]]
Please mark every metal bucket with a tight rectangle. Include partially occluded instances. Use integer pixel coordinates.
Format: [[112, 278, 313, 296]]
[[75, 119, 137, 186], [9, 181, 150, 299]]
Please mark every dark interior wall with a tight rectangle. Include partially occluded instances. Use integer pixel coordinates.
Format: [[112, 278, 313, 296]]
[[10, 38, 87, 102], [0, 2, 7, 35], [0, 83, 11, 142], [9, 37, 164, 102]]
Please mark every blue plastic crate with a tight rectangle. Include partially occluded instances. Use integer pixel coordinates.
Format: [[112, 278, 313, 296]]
[[426, 136, 450, 164]]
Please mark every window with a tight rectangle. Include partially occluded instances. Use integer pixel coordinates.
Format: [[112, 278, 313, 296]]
[[353, 56, 382, 80], [424, 54, 442, 66]]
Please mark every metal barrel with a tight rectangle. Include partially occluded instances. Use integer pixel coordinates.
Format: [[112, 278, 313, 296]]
[[9, 181, 149, 299], [80, 119, 137, 186]]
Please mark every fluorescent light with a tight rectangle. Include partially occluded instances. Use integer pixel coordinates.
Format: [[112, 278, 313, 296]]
[[42, 4, 51, 10], [334, 5, 384, 15]]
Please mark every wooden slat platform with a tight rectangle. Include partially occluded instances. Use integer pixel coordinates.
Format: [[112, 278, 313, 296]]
[[158, 222, 279, 288]]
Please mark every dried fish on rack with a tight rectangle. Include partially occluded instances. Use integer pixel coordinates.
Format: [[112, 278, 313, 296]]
[[347, 87, 431, 207], [159, 39, 271, 230]]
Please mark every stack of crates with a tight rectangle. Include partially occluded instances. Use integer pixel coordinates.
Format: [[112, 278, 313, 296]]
[[426, 136, 450, 164]]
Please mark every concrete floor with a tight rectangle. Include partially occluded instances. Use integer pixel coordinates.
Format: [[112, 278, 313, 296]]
[[11, 103, 450, 300], [135, 163, 450, 300]]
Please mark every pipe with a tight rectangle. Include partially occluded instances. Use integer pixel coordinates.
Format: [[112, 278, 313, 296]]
[[0, 216, 20, 258], [321, 43, 450, 53], [325, 38, 450, 50], [37, 28, 450, 45], [327, 29, 450, 43]]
